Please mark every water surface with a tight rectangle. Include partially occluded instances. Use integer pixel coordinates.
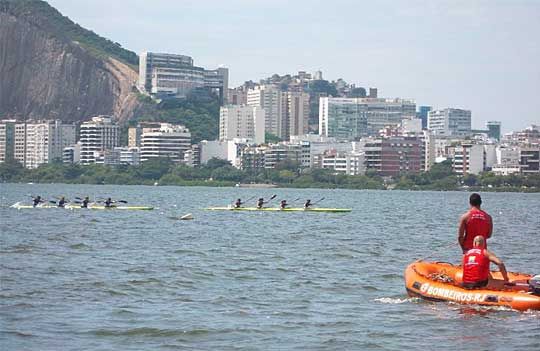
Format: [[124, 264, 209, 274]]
[[1, 184, 539, 350]]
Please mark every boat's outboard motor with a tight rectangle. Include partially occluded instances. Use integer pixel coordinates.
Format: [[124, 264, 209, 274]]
[[530, 275, 540, 295]]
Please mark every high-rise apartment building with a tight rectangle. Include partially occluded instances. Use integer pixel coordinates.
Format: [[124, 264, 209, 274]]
[[417, 106, 432, 129], [0, 120, 16, 163], [1, 120, 75, 168], [319, 97, 367, 140], [227, 88, 248, 105], [486, 121, 501, 141], [453, 143, 485, 175], [428, 108, 472, 137], [139, 52, 228, 102], [140, 123, 191, 163], [247, 85, 287, 138], [24, 121, 76, 169], [80, 116, 120, 164], [286, 91, 310, 138], [319, 97, 416, 140], [358, 136, 423, 176], [219, 106, 265, 144]]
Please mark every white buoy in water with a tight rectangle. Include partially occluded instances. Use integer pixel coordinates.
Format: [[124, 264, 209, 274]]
[[180, 213, 194, 220]]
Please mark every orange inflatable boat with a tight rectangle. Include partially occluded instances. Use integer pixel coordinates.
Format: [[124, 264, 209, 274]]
[[405, 261, 540, 311]]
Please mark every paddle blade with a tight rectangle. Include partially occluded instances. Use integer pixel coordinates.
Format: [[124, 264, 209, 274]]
[[270, 194, 277, 200], [117, 200, 128, 204]]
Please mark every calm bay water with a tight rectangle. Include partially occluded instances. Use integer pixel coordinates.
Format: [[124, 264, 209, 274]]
[[1, 183, 539, 350]]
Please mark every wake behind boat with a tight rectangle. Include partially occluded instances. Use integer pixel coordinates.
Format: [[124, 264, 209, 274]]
[[205, 206, 351, 213]]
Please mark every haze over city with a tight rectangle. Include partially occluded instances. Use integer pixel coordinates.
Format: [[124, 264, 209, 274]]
[[46, 0, 540, 133]]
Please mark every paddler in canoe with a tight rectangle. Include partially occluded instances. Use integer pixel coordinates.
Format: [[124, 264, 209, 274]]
[[279, 200, 288, 209], [32, 195, 44, 207], [57, 196, 67, 208], [104, 197, 114, 208], [255, 195, 277, 209], [462, 235, 509, 289], [234, 198, 243, 209], [81, 196, 90, 208], [304, 199, 312, 209], [458, 193, 493, 253]]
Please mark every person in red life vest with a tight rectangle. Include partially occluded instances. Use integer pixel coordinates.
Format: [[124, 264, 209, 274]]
[[462, 236, 508, 289], [458, 193, 493, 253]]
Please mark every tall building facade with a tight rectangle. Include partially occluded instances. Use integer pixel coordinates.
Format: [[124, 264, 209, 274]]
[[417, 106, 432, 129], [486, 121, 501, 141], [286, 91, 310, 138], [219, 106, 265, 144], [140, 123, 191, 163], [319, 97, 367, 140], [453, 144, 485, 175], [247, 85, 287, 138], [0, 120, 75, 168], [139, 52, 228, 102], [0, 120, 16, 163], [80, 116, 120, 164], [319, 97, 416, 140], [359, 136, 423, 176], [428, 108, 472, 137]]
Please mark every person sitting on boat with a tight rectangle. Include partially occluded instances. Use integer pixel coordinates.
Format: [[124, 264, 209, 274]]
[[104, 197, 113, 208], [280, 200, 288, 209], [234, 198, 243, 209], [58, 197, 67, 208], [256, 198, 264, 209], [32, 195, 44, 207], [458, 193, 492, 253], [462, 236, 508, 289], [81, 196, 90, 208], [304, 199, 312, 209]]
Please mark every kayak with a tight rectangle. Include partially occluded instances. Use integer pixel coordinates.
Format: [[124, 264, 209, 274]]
[[205, 207, 351, 213], [11, 203, 154, 211], [405, 261, 540, 311]]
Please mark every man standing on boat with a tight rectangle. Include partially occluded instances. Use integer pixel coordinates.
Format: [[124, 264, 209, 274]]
[[458, 193, 493, 253], [462, 236, 508, 289]]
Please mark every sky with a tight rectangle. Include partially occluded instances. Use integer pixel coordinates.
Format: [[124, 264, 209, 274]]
[[47, 0, 540, 133]]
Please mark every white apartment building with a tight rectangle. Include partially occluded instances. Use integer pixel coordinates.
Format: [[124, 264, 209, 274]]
[[63, 143, 81, 164], [219, 105, 265, 144], [199, 139, 251, 168], [247, 85, 287, 138], [453, 144, 485, 175], [321, 151, 366, 175], [0, 120, 75, 168], [80, 116, 120, 164], [428, 108, 472, 137], [140, 123, 191, 163], [139, 52, 228, 102], [97, 147, 140, 166], [401, 118, 423, 135], [319, 97, 416, 140], [422, 130, 436, 171]]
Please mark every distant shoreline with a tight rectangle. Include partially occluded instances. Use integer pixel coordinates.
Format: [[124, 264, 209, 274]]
[[2, 181, 538, 193]]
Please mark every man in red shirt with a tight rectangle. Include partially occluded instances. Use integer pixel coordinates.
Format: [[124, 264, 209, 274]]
[[458, 193, 493, 253], [462, 236, 508, 289]]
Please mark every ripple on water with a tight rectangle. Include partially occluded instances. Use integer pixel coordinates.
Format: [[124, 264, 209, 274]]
[[1, 186, 539, 350]]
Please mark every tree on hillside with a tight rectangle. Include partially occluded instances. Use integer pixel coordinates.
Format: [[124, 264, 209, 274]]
[[205, 158, 232, 170]]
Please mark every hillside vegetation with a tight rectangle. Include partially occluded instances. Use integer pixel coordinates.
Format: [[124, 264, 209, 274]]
[[130, 90, 221, 143], [0, 0, 138, 67]]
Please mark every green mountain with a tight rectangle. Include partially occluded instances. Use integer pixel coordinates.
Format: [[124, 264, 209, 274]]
[[0, 0, 138, 67]]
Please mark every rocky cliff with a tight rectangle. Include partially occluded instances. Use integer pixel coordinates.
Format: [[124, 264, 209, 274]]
[[0, 0, 141, 123]]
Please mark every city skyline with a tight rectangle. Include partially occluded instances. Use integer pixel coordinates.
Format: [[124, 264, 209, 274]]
[[46, 0, 540, 133]]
